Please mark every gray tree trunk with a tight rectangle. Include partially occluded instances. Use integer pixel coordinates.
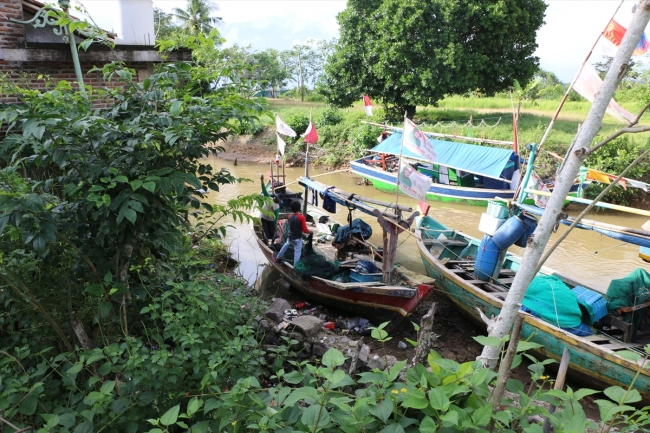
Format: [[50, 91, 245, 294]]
[[479, 1, 650, 368]]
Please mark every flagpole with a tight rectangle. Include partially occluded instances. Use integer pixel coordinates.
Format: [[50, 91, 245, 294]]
[[393, 115, 407, 215], [537, 0, 625, 152], [302, 109, 312, 215]]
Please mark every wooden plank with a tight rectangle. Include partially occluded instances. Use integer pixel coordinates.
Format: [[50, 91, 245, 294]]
[[484, 283, 508, 293], [582, 335, 611, 342], [353, 285, 416, 298], [310, 276, 386, 290], [497, 278, 515, 284], [448, 259, 473, 264], [461, 280, 486, 285], [423, 239, 468, 247]]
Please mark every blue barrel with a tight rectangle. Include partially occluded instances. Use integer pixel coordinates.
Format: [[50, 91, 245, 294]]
[[492, 216, 526, 249], [474, 235, 502, 281], [515, 213, 538, 248]]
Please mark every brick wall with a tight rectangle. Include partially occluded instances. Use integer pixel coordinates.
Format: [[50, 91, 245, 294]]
[[0, 0, 152, 106]]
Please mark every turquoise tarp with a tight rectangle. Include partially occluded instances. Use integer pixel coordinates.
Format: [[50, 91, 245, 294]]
[[370, 132, 514, 180], [522, 275, 583, 329]]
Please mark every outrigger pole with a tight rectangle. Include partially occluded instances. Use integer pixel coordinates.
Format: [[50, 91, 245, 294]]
[[537, 0, 625, 151]]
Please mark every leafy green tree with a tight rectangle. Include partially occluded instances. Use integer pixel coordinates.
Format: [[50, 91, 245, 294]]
[[154, 7, 179, 39], [282, 45, 319, 101], [172, 0, 222, 37], [320, 0, 547, 119], [250, 49, 291, 97]]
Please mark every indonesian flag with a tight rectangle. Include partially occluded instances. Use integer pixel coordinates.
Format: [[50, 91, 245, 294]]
[[275, 114, 296, 137], [601, 19, 650, 56], [573, 64, 635, 123], [402, 117, 437, 162], [363, 95, 373, 116], [276, 133, 287, 155], [302, 122, 318, 144], [398, 160, 432, 202]]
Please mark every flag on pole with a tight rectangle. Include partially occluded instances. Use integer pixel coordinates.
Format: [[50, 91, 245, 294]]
[[402, 117, 437, 162], [398, 160, 432, 202], [275, 114, 296, 137], [363, 95, 373, 116], [602, 19, 650, 56], [526, 171, 551, 208], [276, 133, 287, 155], [573, 64, 635, 123], [302, 122, 319, 144]]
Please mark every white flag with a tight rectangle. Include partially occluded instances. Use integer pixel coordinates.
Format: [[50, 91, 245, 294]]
[[527, 171, 550, 208], [276, 133, 287, 155], [573, 64, 635, 123], [403, 117, 437, 162], [275, 114, 296, 137], [398, 160, 432, 202]]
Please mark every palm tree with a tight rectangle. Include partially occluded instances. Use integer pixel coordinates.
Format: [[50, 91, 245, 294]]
[[172, 0, 222, 37]]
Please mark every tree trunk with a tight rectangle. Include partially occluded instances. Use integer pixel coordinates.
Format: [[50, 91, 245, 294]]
[[405, 105, 416, 119], [298, 49, 304, 102], [478, 1, 650, 368]]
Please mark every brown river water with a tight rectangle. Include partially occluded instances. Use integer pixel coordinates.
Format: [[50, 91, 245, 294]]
[[201, 156, 650, 293]]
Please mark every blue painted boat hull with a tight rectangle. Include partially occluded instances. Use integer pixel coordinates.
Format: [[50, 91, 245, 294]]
[[416, 215, 650, 400]]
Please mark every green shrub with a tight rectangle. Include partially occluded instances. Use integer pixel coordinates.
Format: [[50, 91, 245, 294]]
[[287, 113, 310, 139], [317, 107, 343, 127]]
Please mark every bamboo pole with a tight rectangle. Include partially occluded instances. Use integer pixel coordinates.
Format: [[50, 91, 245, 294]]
[[523, 188, 650, 216]]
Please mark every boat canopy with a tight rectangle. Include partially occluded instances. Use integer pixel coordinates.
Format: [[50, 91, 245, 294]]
[[370, 132, 515, 181]]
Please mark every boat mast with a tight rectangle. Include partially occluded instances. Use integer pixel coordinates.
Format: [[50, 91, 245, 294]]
[[302, 109, 312, 215]]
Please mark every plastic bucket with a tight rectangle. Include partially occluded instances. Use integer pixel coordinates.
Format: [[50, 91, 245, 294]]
[[514, 213, 538, 248], [474, 235, 502, 281], [487, 201, 509, 219], [492, 216, 526, 249]]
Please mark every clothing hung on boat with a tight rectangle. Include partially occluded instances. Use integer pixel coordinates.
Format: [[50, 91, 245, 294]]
[[322, 187, 337, 213]]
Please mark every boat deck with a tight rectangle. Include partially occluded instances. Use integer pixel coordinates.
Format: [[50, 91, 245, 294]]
[[438, 255, 648, 354]]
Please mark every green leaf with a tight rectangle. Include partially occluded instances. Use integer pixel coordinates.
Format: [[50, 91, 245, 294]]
[[283, 370, 305, 384], [59, 413, 76, 428], [170, 100, 182, 114], [573, 388, 600, 401], [428, 388, 450, 411], [430, 358, 460, 374], [284, 387, 319, 406], [142, 181, 156, 193], [33, 236, 46, 252], [130, 180, 143, 191], [84, 284, 105, 296], [419, 416, 437, 433], [369, 397, 392, 422], [103, 272, 113, 283], [516, 341, 543, 352], [401, 389, 428, 409], [66, 363, 83, 375], [124, 208, 137, 225], [301, 404, 329, 430], [98, 362, 112, 375], [187, 397, 202, 416], [440, 409, 459, 426], [473, 335, 502, 347], [73, 420, 94, 433], [43, 414, 60, 428], [102, 194, 111, 206], [111, 398, 131, 415], [203, 398, 219, 415], [322, 348, 345, 367], [378, 423, 404, 433], [160, 404, 180, 426], [471, 403, 492, 426], [19, 393, 38, 415], [101, 380, 116, 394], [115, 175, 128, 183]]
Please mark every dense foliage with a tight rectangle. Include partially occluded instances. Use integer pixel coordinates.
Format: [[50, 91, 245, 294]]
[[319, 0, 547, 119]]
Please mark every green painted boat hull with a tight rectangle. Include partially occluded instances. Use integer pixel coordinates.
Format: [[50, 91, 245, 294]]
[[416, 215, 650, 400]]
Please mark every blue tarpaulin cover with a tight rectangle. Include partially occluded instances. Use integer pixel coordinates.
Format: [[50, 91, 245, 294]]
[[370, 132, 514, 180]]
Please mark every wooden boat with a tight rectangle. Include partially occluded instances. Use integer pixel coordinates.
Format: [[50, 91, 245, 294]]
[[415, 213, 650, 398], [254, 178, 435, 328]]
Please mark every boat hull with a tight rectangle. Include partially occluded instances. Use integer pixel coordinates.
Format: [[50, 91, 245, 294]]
[[350, 159, 515, 206], [415, 217, 650, 400], [256, 238, 433, 328]]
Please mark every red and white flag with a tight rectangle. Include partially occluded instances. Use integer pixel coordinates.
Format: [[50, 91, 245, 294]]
[[398, 160, 432, 202], [600, 19, 650, 57], [363, 95, 373, 116], [302, 122, 319, 144], [573, 64, 635, 123], [403, 117, 437, 162]]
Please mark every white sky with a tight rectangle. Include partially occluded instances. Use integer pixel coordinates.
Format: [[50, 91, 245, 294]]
[[148, 0, 645, 82]]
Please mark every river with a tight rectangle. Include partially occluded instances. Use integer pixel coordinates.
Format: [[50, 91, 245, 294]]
[[200, 156, 649, 293]]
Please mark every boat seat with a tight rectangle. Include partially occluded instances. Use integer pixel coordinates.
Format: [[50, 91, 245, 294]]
[[423, 239, 469, 247], [497, 278, 515, 285], [600, 315, 634, 343], [483, 283, 508, 293]]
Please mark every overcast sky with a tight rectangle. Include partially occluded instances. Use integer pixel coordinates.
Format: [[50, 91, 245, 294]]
[[151, 0, 644, 83]]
